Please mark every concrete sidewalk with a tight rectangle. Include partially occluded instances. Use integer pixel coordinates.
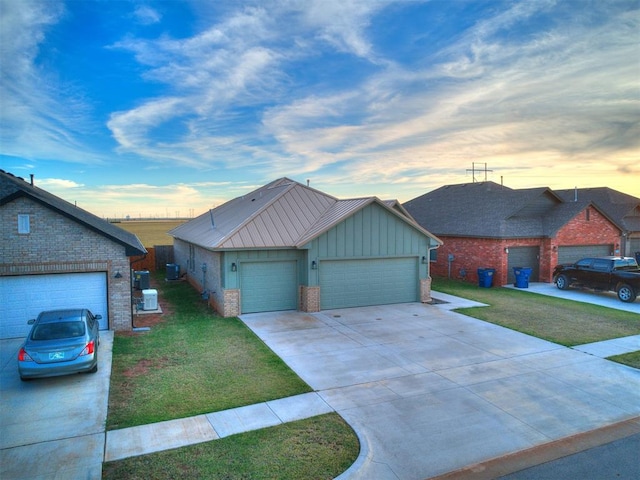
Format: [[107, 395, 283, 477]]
[[105, 392, 333, 461]]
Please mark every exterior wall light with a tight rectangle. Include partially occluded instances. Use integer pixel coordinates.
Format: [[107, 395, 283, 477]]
[[311, 261, 317, 270], [114, 271, 122, 278], [421, 256, 427, 264], [231, 262, 237, 272], [504, 247, 509, 254]]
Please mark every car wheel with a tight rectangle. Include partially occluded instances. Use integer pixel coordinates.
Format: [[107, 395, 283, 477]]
[[556, 274, 570, 290], [88, 364, 98, 374], [617, 284, 637, 303]]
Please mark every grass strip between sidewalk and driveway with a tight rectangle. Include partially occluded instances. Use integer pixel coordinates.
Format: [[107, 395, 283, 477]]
[[431, 277, 640, 347], [107, 276, 312, 430], [103, 413, 358, 480]]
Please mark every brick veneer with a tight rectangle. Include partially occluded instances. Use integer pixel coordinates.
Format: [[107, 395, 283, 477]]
[[1, 197, 135, 331], [430, 206, 620, 286]]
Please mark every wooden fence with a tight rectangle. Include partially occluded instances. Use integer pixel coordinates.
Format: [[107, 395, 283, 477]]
[[130, 245, 174, 272]]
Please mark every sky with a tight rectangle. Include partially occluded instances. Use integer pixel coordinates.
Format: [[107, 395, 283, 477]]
[[1, 0, 639, 219]]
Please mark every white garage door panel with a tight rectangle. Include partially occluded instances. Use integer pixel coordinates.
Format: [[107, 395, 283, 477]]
[[0, 273, 108, 339]]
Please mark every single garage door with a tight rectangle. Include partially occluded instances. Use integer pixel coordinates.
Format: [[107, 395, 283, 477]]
[[557, 245, 613, 265], [320, 257, 418, 310], [0, 272, 108, 339], [240, 261, 298, 313], [507, 247, 540, 284]]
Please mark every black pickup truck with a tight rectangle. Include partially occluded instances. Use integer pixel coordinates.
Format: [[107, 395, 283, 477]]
[[553, 257, 640, 303]]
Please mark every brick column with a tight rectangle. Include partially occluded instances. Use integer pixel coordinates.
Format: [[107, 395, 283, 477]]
[[222, 289, 240, 317], [300, 286, 320, 313], [420, 277, 432, 303]]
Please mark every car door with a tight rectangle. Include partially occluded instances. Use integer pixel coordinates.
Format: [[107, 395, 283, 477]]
[[572, 258, 593, 284]]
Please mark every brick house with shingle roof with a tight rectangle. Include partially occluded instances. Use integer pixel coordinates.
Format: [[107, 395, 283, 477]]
[[0, 170, 146, 338], [403, 181, 632, 286]]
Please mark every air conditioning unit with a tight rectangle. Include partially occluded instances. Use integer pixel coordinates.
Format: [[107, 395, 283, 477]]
[[142, 289, 158, 311]]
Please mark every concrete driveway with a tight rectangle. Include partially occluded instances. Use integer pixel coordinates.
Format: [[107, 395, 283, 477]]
[[241, 300, 640, 480], [0, 332, 112, 480]]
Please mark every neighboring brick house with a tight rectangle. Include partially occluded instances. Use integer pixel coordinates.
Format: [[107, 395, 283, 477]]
[[0, 170, 146, 339], [403, 181, 630, 286], [170, 178, 442, 317]]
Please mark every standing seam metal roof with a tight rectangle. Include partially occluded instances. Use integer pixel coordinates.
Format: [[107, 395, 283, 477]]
[[170, 178, 441, 249]]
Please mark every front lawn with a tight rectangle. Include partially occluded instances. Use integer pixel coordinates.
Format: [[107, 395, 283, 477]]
[[107, 276, 312, 430], [431, 277, 640, 346], [103, 413, 358, 480]]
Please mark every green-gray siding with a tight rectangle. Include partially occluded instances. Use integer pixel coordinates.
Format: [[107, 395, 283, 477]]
[[320, 257, 419, 309], [240, 261, 298, 313]]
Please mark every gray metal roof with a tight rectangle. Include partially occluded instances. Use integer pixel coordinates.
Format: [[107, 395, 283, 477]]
[[0, 169, 146, 256], [403, 181, 625, 239], [170, 178, 441, 250]]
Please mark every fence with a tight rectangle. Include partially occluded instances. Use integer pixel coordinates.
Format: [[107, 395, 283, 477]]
[[130, 245, 174, 272]]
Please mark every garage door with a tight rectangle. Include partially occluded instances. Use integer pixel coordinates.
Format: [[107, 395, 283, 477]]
[[557, 245, 613, 265], [320, 257, 418, 310], [507, 247, 539, 284], [240, 261, 298, 314], [0, 272, 108, 339]]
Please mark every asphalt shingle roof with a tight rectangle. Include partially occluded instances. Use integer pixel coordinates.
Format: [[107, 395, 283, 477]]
[[1, 170, 146, 256], [403, 181, 634, 239]]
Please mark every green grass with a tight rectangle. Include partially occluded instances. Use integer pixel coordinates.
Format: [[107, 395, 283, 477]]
[[103, 413, 359, 480], [431, 277, 640, 346], [608, 351, 640, 369], [107, 276, 312, 430]]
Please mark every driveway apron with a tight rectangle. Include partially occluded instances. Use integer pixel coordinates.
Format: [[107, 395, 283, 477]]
[[241, 302, 640, 480], [0, 332, 113, 480]]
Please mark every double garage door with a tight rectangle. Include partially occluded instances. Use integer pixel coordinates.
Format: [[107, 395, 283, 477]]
[[320, 257, 418, 310], [0, 272, 108, 339], [239, 257, 419, 313], [557, 245, 613, 265]]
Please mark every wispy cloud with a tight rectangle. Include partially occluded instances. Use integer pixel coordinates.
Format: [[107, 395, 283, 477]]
[[0, 0, 104, 164]]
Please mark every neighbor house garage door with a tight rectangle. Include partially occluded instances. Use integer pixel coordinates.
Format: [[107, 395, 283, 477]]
[[507, 247, 540, 284], [557, 245, 613, 265], [320, 257, 418, 310], [0, 272, 108, 339], [240, 261, 298, 313]]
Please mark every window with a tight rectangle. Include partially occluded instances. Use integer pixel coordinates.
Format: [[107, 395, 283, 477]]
[[189, 245, 195, 272], [18, 214, 30, 234], [429, 249, 438, 262], [585, 208, 590, 221]]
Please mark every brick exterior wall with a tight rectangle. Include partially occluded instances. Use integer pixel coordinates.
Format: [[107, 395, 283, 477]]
[[431, 206, 621, 286], [1, 197, 134, 331]]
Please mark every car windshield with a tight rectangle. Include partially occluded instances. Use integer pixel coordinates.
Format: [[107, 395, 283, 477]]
[[31, 321, 85, 340]]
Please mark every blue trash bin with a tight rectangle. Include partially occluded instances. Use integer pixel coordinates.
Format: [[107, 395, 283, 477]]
[[513, 267, 532, 288], [477, 268, 495, 288]]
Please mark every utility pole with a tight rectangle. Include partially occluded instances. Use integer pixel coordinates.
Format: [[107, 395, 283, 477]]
[[466, 162, 493, 182]]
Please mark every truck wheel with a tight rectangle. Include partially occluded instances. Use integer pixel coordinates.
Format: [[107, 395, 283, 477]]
[[556, 274, 570, 290], [617, 284, 636, 303]]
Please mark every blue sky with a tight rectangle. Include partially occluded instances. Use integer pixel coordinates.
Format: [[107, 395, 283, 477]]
[[1, 0, 638, 218]]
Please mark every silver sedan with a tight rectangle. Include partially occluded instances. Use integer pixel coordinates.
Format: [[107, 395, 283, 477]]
[[18, 309, 101, 381]]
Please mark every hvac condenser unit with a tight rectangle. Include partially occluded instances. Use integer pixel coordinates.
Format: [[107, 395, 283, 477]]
[[142, 289, 158, 311]]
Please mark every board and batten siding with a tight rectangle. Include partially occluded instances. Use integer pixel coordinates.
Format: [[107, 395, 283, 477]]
[[311, 203, 430, 259]]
